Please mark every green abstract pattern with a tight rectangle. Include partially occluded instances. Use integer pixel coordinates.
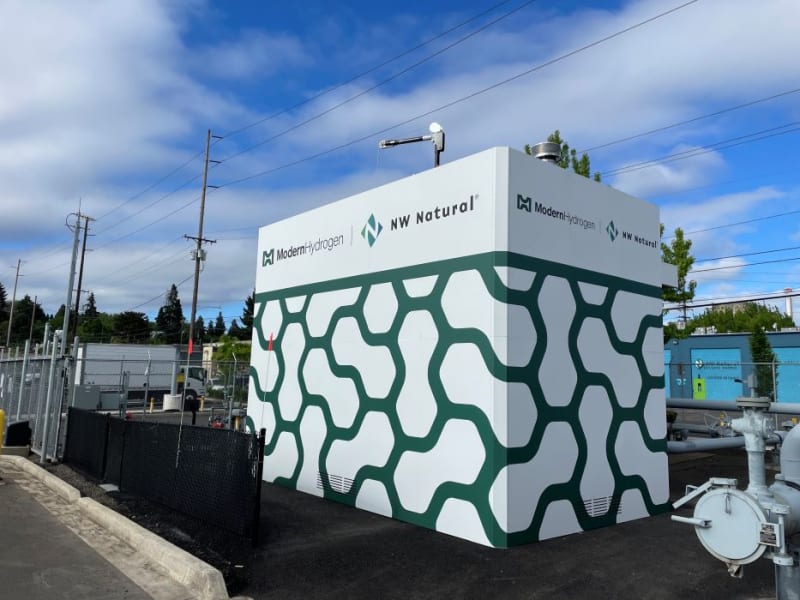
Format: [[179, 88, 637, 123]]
[[249, 251, 670, 547]]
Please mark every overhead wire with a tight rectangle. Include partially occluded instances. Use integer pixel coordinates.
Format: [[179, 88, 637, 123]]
[[220, 0, 522, 139], [217, 0, 540, 164], [580, 85, 800, 154], [215, 0, 701, 189]]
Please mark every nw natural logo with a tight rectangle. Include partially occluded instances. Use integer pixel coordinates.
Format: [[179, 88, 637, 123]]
[[516, 194, 532, 212], [606, 221, 619, 242], [361, 214, 383, 247], [262, 248, 275, 266]]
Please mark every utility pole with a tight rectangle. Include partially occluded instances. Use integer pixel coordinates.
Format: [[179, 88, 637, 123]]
[[186, 129, 220, 361], [61, 214, 82, 356], [6, 259, 21, 349], [72, 214, 94, 341], [28, 295, 37, 342]]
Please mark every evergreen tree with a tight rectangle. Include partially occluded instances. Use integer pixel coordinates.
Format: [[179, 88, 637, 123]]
[[195, 315, 206, 343], [525, 130, 601, 181], [212, 311, 226, 341], [228, 318, 245, 340], [0, 281, 7, 324], [113, 311, 150, 343], [750, 325, 776, 399], [83, 292, 98, 318], [8, 295, 47, 345], [155, 284, 184, 344], [661, 225, 697, 341], [242, 290, 255, 338]]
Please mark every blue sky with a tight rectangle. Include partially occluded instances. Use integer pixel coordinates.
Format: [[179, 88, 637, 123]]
[[2, 0, 800, 330]]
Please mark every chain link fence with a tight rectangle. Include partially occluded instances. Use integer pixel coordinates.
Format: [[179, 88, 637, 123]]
[[665, 360, 800, 403], [0, 352, 66, 461]]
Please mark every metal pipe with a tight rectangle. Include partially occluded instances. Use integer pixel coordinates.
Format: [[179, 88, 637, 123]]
[[668, 398, 800, 415], [780, 421, 800, 485], [667, 437, 747, 453]]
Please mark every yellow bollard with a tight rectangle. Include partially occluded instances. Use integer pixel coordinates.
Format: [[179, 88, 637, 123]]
[[0, 409, 5, 454], [200, 396, 205, 412], [149, 397, 154, 414]]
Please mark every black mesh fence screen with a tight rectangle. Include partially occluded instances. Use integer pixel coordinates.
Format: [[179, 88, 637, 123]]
[[104, 418, 126, 485], [63, 409, 110, 479], [63, 408, 263, 538]]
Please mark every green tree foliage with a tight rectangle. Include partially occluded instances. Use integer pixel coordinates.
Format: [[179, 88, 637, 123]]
[[212, 335, 252, 402], [206, 311, 225, 341], [213, 335, 252, 364], [6, 295, 47, 346], [690, 302, 793, 334], [155, 284, 184, 344], [749, 324, 776, 399], [77, 292, 106, 342], [112, 311, 150, 343], [0, 281, 7, 324], [50, 304, 66, 331], [83, 292, 98, 318], [195, 315, 206, 343], [661, 225, 697, 341], [227, 318, 246, 340], [525, 130, 601, 181], [242, 290, 255, 338]]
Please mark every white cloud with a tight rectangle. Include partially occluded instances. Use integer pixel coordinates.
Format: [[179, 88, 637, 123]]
[[191, 30, 310, 80], [4, 0, 800, 321], [611, 149, 726, 198]]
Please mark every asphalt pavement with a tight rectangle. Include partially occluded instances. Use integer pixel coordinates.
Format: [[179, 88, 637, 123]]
[[245, 449, 778, 600], [0, 427, 787, 600]]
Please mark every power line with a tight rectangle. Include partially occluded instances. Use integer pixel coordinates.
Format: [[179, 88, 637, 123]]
[[219, 0, 522, 139], [581, 85, 800, 154], [664, 290, 800, 312], [681, 207, 800, 239], [94, 149, 206, 222], [217, 0, 539, 165], [692, 255, 800, 274], [695, 245, 800, 264], [126, 273, 194, 311], [602, 121, 800, 177], [216, 0, 700, 189]]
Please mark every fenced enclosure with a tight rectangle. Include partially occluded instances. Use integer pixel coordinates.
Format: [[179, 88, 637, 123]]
[[665, 360, 800, 402], [0, 353, 65, 461], [64, 407, 266, 538], [0, 344, 253, 462]]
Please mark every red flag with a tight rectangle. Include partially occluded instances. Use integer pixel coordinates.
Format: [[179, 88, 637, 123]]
[[188, 338, 193, 356], [268, 333, 274, 352]]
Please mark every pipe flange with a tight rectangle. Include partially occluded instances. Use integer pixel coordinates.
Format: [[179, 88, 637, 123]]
[[736, 397, 771, 409]]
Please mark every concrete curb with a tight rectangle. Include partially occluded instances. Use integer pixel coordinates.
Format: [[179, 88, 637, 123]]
[[0, 455, 230, 600], [0, 455, 81, 503], [78, 497, 230, 600]]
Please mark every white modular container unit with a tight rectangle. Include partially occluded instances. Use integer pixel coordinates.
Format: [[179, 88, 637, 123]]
[[248, 147, 669, 547]]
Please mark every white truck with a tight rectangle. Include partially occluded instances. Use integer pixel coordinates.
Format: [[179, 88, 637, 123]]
[[74, 343, 206, 406]]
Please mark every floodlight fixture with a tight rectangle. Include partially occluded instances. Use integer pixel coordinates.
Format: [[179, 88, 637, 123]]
[[378, 122, 446, 167]]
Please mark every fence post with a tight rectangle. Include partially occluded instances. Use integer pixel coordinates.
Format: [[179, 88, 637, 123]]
[[101, 412, 111, 482], [772, 359, 777, 402], [252, 428, 266, 547]]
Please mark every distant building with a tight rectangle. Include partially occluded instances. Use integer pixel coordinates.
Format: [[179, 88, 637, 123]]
[[666, 330, 800, 402]]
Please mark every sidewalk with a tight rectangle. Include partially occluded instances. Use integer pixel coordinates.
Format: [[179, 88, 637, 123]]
[[0, 456, 224, 600], [0, 473, 151, 600]]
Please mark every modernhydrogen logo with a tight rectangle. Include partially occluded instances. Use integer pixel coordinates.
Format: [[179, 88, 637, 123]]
[[606, 221, 619, 242], [262, 248, 275, 266], [361, 214, 383, 247]]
